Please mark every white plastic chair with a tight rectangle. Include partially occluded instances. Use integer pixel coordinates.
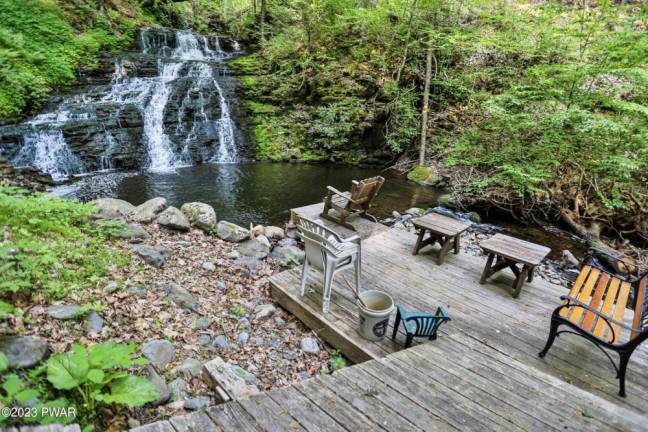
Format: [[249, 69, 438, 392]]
[[297, 217, 361, 314]]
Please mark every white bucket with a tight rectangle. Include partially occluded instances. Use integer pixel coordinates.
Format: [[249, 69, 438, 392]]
[[357, 290, 394, 341]]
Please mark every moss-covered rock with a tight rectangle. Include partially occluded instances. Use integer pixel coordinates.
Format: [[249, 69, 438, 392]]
[[407, 166, 444, 185], [438, 194, 458, 209]]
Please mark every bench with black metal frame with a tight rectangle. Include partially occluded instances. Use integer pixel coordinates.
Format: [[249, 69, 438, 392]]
[[538, 251, 648, 397]]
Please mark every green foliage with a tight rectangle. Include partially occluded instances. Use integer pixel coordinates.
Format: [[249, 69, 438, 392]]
[[330, 349, 346, 371], [0, 187, 129, 302], [0, 0, 156, 121], [229, 305, 248, 317], [0, 342, 157, 428]]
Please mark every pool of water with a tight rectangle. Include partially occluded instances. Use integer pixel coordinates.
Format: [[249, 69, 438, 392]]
[[54, 162, 585, 258], [58, 163, 441, 226]]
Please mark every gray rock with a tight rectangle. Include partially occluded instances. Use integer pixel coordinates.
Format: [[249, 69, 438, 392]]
[[126, 285, 147, 297], [264, 226, 285, 240], [253, 304, 276, 321], [391, 210, 401, 219], [300, 337, 320, 355], [143, 365, 170, 405], [202, 261, 216, 272], [168, 378, 189, 401], [92, 198, 134, 219], [156, 207, 190, 231], [230, 365, 258, 385], [268, 338, 281, 349], [163, 282, 198, 311], [213, 335, 229, 350], [129, 244, 173, 267], [270, 245, 305, 265], [298, 372, 310, 381], [238, 317, 250, 329], [237, 235, 271, 259], [173, 357, 203, 380], [181, 202, 217, 231], [216, 221, 249, 242], [132, 197, 167, 223], [225, 250, 240, 259], [273, 316, 286, 327], [86, 311, 104, 333], [404, 207, 424, 216], [142, 340, 175, 370], [46, 305, 82, 320], [184, 396, 211, 410], [104, 281, 119, 294], [193, 317, 212, 329], [234, 256, 264, 269], [238, 332, 250, 344], [0, 336, 49, 368], [278, 237, 298, 247], [283, 352, 298, 361], [253, 337, 264, 346], [197, 334, 212, 346], [215, 281, 227, 291], [110, 222, 150, 243]]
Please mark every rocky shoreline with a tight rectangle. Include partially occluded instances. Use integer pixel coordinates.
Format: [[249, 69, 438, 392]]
[[0, 196, 332, 430]]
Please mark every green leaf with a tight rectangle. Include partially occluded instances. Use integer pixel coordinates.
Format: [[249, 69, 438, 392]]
[[87, 341, 136, 369], [15, 388, 40, 403], [87, 369, 105, 383], [133, 357, 149, 366], [46, 351, 88, 390], [31, 398, 75, 425], [2, 374, 22, 398], [0, 352, 8, 372], [103, 375, 159, 407]]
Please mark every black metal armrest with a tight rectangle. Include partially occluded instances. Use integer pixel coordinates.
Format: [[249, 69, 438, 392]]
[[560, 295, 642, 334]]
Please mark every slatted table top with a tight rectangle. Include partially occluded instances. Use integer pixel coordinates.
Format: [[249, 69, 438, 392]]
[[480, 233, 551, 266], [411, 212, 471, 237]]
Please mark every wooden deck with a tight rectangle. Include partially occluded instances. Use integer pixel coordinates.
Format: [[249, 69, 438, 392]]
[[272, 205, 648, 427], [136, 336, 647, 432], [137, 203, 648, 431]]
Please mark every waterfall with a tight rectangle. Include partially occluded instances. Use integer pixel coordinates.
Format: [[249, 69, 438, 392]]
[[14, 129, 84, 181], [1, 28, 241, 180]]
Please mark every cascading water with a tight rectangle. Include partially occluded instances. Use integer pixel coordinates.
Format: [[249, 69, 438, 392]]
[[0, 28, 242, 180]]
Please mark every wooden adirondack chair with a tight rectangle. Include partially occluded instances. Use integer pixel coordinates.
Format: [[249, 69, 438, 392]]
[[321, 176, 385, 230]]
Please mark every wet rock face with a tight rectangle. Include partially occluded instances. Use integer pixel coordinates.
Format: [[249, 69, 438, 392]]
[[0, 28, 244, 178]]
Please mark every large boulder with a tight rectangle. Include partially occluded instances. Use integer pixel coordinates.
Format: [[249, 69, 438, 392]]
[[216, 221, 250, 242], [129, 244, 173, 267], [132, 197, 167, 223], [109, 221, 150, 243], [91, 198, 135, 219], [46, 305, 82, 320], [237, 235, 270, 259], [180, 202, 217, 231], [264, 226, 285, 240], [156, 207, 190, 231], [0, 336, 50, 368]]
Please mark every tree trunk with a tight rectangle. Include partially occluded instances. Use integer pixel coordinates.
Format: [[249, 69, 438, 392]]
[[260, 0, 267, 42], [419, 46, 433, 166]]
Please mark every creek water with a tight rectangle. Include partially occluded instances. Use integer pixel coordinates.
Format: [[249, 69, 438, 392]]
[[53, 162, 585, 259]]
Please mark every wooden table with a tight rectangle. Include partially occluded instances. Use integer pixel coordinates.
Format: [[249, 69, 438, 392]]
[[479, 233, 551, 298], [411, 213, 471, 265]]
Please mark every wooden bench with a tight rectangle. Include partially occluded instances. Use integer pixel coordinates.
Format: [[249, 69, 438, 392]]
[[411, 213, 470, 265], [539, 254, 648, 397]]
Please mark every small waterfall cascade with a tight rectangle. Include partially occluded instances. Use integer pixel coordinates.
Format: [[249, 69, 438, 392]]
[[0, 29, 242, 180]]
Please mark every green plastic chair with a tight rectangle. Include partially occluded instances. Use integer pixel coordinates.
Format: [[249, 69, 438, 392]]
[[392, 305, 451, 348]]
